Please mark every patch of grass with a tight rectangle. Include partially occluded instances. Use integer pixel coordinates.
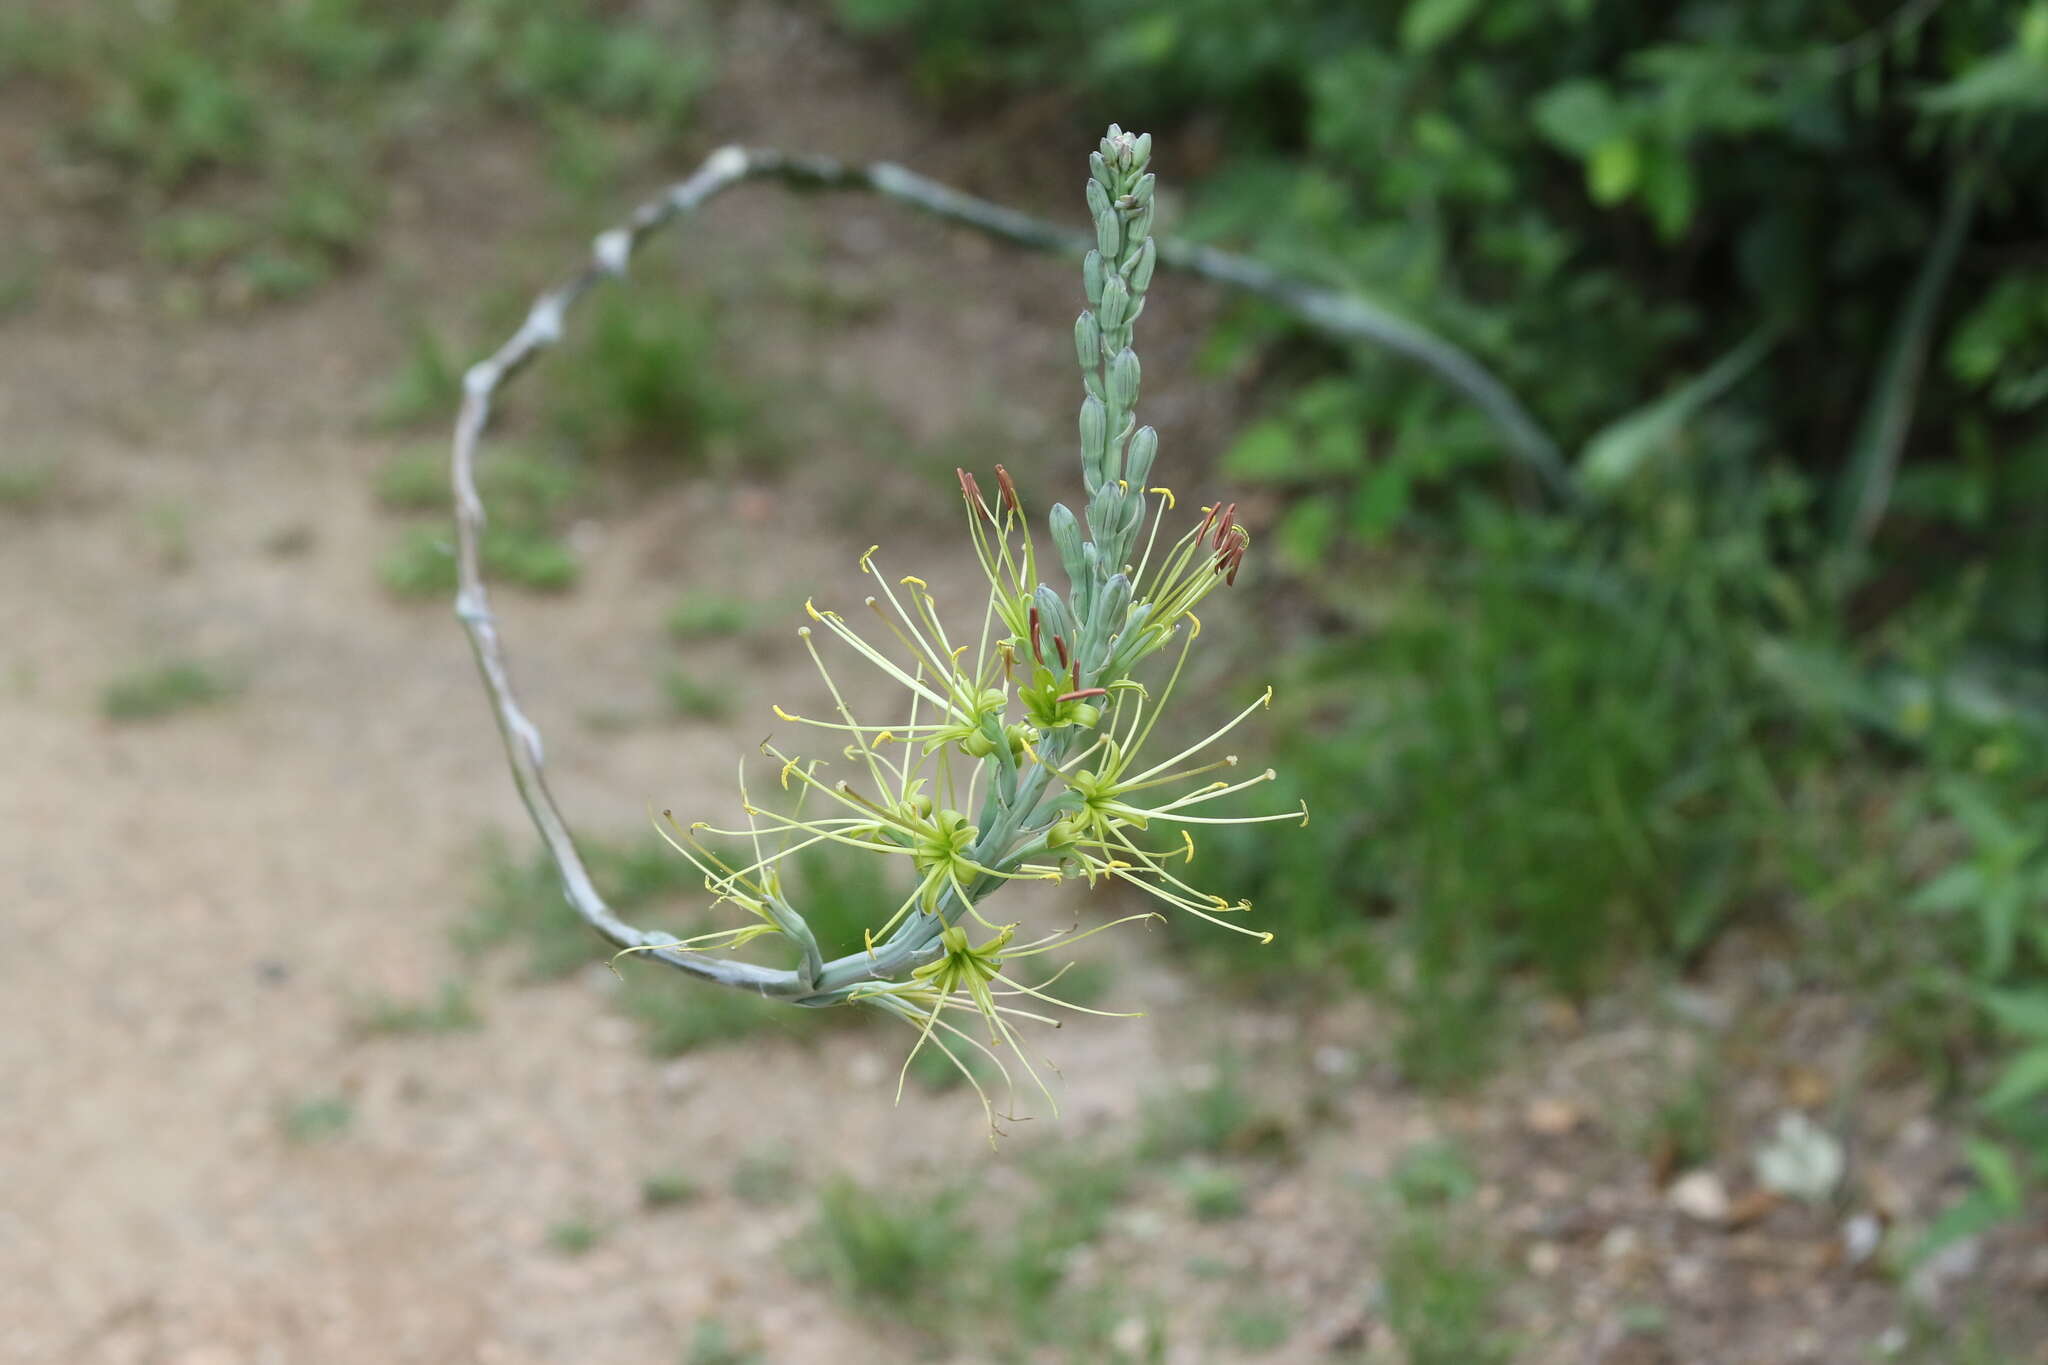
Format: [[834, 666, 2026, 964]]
[[809, 1174, 965, 1314], [1643, 1061, 1720, 1174], [146, 209, 252, 269], [904, 1036, 996, 1094], [280, 1095, 353, 1144], [461, 1, 712, 130], [377, 522, 578, 598], [1030, 954, 1116, 1009], [1217, 1301, 1289, 1354], [378, 323, 463, 430], [229, 246, 329, 303], [457, 834, 701, 981], [995, 1147, 1134, 1328], [17, 1, 711, 308], [1380, 1220, 1510, 1365], [373, 449, 453, 513], [0, 464, 58, 512], [641, 1170, 701, 1210], [1141, 1054, 1284, 1160], [546, 1217, 602, 1256], [780, 843, 907, 963], [730, 1149, 798, 1207], [1389, 1140, 1479, 1210], [350, 981, 482, 1037], [376, 449, 583, 599], [683, 1319, 760, 1365], [548, 286, 754, 465], [662, 670, 731, 722], [101, 659, 235, 721], [1176, 1163, 1247, 1223], [619, 972, 788, 1055], [666, 593, 753, 642]]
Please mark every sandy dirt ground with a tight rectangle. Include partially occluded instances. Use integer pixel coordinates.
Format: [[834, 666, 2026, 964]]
[[3, 6, 2044, 1363]]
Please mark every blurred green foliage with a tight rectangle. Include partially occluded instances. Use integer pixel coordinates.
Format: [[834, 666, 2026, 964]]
[[839, 0, 2048, 1226], [101, 658, 237, 721], [2, 0, 712, 306]]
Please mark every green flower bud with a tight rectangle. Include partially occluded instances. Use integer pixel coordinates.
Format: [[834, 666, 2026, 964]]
[[1109, 348, 1141, 409], [1094, 207, 1122, 263], [1125, 204, 1154, 252], [1128, 237, 1157, 294], [1082, 250, 1105, 306], [1085, 178, 1110, 221], [1097, 274, 1130, 329], [1049, 501, 1086, 581], [1125, 425, 1158, 488], [1074, 312, 1101, 371], [1079, 396, 1108, 484]]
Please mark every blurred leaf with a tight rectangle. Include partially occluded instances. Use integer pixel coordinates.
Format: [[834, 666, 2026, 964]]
[[1983, 1044, 2048, 1110], [1401, 0, 1482, 53], [1224, 418, 1298, 481], [1349, 465, 1411, 541], [1963, 1138, 2025, 1211], [1587, 136, 1640, 204], [1920, 48, 2048, 115], [1277, 495, 1342, 569], [1579, 326, 1777, 492], [1532, 79, 1628, 157], [1837, 163, 1982, 550], [1983, 990, 2048, 1040], [1909, 863, 1984, 915]]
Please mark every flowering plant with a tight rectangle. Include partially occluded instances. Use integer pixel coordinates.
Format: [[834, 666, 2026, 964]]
[[621, 127, 1301, 1131]]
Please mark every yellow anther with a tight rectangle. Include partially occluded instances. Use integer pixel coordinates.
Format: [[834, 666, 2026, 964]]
[[773, 704, 799, 721], [804, 598, 822, 621], [859, 545, 880, 571], [779, 757, 800, 789], [901, 574, 927, 589], [1188, 612, 1202, 638], [1149, 485, 1176, 508]]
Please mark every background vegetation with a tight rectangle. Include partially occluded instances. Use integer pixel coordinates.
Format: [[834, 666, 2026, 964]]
[[6, 0, 2046, 1358], [830, 0, 2048, 1240]]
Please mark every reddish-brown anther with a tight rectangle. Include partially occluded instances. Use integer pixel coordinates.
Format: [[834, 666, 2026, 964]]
[[1219, 531, 1248, 586], [1195, 503, 1218, 543], [958, 468, 982, 503], [1056, 687, 1110, 704], [1028, 605, 1044, 663], [1053, 634, 1070, 669], [1212, 503, 1238, 550], [994, 464, 1023, 517]]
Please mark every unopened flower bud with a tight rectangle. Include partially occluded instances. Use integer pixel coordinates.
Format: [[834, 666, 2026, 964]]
[[1074, 312, 1101, 371], [1110, 348, 1141, 409], [1094, 207, 1122, 262]]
